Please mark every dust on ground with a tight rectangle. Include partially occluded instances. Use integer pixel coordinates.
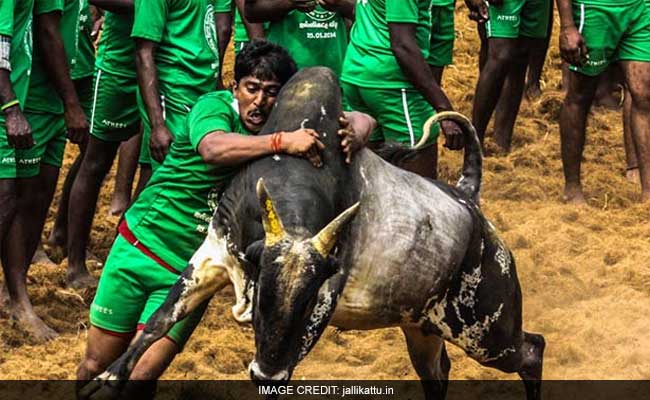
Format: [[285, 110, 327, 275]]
[[1, 8, 649, 381]]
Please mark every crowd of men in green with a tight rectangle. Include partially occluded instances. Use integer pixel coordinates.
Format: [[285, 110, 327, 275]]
[[1, 0, 650, 385]]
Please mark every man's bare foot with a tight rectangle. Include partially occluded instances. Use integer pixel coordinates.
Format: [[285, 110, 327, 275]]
[[31, 245, 57, 267], [563, 185, 587, 205], [13, 305, 58, 342], [525, 83, 542, 101], [641, 191, 650, 203], [109, 194, 130, 216], [67, 271, 98, 289], [46, 230, 67, 257], [626, 167, 640, 184]]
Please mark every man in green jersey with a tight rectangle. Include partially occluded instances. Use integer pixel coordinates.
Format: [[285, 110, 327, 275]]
[[245, 0, 353, 76], [132, 0, 221, 177], [428, 0, 456, 85], [1, 0, 93, 340], [62, 1, 144, 290], [0, 0, 40, 340], [472, 0, 553, 152], [557, 0, 650, 203], [471, 0, 551, 153], [341, 0, 464, 179], [77, 40, 374, 387], [45, 0, 99, 261]]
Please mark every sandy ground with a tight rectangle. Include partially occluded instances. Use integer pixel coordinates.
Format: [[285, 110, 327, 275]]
[[1, 7, 649, 383]]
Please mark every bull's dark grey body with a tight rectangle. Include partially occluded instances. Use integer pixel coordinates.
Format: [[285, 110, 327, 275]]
[[82, 68, 544, 400]]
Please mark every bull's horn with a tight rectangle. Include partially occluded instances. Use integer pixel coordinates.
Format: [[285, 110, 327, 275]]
[[256, 178, 286, 246], [414, 111, 475, 150], [311, 202, 360, 258]]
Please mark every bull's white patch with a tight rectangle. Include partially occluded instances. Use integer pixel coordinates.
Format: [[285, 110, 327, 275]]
[[494, 245, 511, 276], [321, 106, 327, 116], [171, 225, 245, 323], [300, 118, 310, 129], [423, 288, 507, 363], [299, 290, 334, 360], [273, 155, 281, 161]]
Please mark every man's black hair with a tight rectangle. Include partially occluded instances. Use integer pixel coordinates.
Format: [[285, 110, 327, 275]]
[[235, 39, 298, 85]]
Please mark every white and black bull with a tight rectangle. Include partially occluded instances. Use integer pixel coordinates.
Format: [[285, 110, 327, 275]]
[[81, 67, 544, 400]]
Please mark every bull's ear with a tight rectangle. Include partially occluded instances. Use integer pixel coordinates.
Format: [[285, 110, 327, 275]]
[[310, 202, 360, 258], [256, 178, 286, 246]]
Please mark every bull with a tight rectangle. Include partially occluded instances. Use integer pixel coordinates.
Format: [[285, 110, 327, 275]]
[[82, 67, 544, 400]]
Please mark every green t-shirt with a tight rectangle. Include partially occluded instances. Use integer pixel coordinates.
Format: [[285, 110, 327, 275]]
[[70, 0, 95, 80], [124, 91, 250, 270], [26, 0, 93, 114], [95, 12, 135, 77], [266, 6, 347, 75], [341, 0, 432, 89], [0, 0, 34, 120], [131, 0, 220, 112], [430, 0, 455, 5]]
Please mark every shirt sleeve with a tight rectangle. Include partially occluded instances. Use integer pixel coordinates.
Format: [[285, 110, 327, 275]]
[[188, 93, 236, 151], [0, 0, 15, 37], [386, 0, 419, 24], [214, 0, 232, 14], [34, 0, 64, 15], [131, 0, 168, 42]]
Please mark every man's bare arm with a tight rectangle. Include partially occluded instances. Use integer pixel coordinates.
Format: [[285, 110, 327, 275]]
[[35, 11, 88, 144], [556, 0, 588, 65], [89, 0, 133, 14], [236, 0, 266, 39], [135, 38, 173, 162], [0, 53, 33, 149], [389, 22, 463, 150], [245, 0, 316, 23]]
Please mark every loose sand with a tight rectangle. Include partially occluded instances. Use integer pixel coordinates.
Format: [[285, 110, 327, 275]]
[[1, 7, 649, 382]]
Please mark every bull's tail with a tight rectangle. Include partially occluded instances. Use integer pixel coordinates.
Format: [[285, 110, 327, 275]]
[[417, 111, 483, 203]]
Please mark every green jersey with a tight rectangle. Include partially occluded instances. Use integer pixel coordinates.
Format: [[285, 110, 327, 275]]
[[341, 0, 432, 89], [124, 91, 250, 270], [95, 12, 136, 77], [131, 0, 220, 112], [266, 6, 347, 75], [430, 0, 454, 5], [26, 0, 92, 114], [0, 0, 34, 116], [234, 6, 249, 43], [70, 0, 94, 79]]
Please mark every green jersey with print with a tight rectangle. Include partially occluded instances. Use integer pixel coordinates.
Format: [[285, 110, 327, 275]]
[[124, 91, 250, 270], [95, 12, 135, 78], [131, 0, 220, 112], [26, 0, 91, 114], [342, 0, 432, 89], [0, 0, 34, 119], [266, 6, 347, 75], [70, 0, 94, 79]]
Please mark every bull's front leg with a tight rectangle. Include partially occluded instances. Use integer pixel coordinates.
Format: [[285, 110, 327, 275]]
[[79, 227, 240, 399]]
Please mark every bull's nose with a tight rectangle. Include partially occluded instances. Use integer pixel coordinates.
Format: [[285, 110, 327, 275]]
[[249, 360, 289, 382]]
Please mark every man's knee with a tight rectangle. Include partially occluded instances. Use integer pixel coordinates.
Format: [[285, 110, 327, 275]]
[[628, 86, 650, 112], [82, 140, 118, 178], [77, 355, 107, 380], [487, 39, 518, 65], [0, 181, 18, 221]]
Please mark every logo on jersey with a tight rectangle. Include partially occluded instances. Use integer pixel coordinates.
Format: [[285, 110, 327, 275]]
[[307, 8, 336, 23], [204, 4, 220, 68]]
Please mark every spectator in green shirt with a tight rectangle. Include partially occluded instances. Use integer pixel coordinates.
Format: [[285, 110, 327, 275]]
[[557, 0, 650, 204]]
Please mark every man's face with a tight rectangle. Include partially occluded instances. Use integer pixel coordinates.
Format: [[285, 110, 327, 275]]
[[233, 76, 282, 133]]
